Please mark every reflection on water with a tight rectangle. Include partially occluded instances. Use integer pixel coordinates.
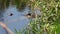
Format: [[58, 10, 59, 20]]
[[0, 5, 30, 34]]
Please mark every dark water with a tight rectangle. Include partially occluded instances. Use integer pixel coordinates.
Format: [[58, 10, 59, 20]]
[[0, 5, 30, 34]]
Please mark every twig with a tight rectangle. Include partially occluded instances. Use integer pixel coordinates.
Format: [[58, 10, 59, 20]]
[[0, 22, 14, 34]]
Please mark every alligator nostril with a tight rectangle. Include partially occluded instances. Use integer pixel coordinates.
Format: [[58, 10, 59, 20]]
[[10, 13, 13, 16], [27, 13, 31, 16]]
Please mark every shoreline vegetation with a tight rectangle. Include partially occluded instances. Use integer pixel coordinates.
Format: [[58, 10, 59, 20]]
[[0, 0, 60, 34]]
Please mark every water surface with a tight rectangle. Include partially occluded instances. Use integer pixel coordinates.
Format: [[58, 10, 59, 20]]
[[0, 5, 41, 34]]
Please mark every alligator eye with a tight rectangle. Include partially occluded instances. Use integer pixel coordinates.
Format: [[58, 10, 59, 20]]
[[10, 13, 13, 16]]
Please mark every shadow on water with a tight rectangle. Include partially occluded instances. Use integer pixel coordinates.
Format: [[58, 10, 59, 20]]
[[0, 5, 31, 34]]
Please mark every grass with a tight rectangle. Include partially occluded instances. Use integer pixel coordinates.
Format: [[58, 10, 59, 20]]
[[15, 0, 60, 34]]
